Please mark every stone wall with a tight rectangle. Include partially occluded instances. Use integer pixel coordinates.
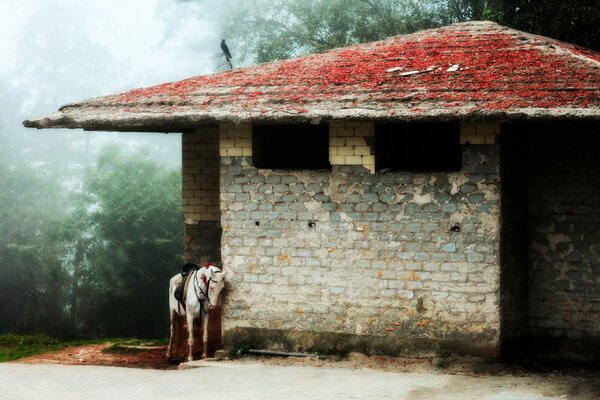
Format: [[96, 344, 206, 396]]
[[214, 122, 501, 356], [526, 122, 600, 345]]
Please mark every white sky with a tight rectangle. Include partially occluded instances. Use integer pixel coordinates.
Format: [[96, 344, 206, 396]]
[[0, 0, 227, 167], [1, 0, 224, 99]]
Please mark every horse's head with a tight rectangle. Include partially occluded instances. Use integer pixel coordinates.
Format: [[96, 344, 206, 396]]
[[202, 265, 233, 309]]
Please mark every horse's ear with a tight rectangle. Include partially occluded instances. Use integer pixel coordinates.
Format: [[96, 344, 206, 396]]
[[222, 267, 233, 280]]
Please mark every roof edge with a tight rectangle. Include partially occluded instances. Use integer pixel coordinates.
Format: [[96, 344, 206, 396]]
[[23, 107, 600, 132]]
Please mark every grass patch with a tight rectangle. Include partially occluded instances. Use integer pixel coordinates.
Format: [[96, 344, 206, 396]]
[[0, 334, 66, 362], [0, 335, 167, 362], [435, 356, 450, 370], [435, 350, 452, 371]]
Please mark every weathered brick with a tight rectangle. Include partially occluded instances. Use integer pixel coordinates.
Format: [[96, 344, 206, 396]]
[[216, 124, 502, 349]]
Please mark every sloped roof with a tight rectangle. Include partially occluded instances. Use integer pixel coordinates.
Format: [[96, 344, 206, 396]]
[[25, 21, 600, 132]]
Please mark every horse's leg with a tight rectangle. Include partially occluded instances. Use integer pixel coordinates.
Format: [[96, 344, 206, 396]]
[[201, 311, 209, 359], [166, 310, 176, 360], [186, 312, 195, 362], [175, 314, 184, 355]]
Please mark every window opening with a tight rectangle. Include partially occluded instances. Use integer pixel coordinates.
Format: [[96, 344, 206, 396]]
[[252, 124, 330, 170], [375, 122, 461, 171]]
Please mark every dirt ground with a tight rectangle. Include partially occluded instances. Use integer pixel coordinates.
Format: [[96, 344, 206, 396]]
[[16, 343, 177, 370], [14, 342, 600, 380], [13, 344, 600, 398], [10, 344, 600, 398]]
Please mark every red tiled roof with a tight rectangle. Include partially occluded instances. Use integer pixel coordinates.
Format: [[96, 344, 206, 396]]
[[25, 21, 600, 131]]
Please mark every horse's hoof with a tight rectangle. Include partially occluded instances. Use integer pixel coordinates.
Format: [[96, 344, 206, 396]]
[[201, 354, 208, 359]]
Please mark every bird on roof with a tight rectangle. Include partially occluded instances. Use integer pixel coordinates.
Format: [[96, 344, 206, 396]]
[[221, 39, 232, 70]]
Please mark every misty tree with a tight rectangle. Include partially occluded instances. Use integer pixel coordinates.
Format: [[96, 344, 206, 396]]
[[0, 144, 183, 339], [5, 0, 182, 176], [492, 0, 600, 51], [0, 160, 70, 336], [221, 0, 449, 64], [1, 2, 185, 337], [3, 1, 117, 180], [219, 0, 503, 64], [64, 145, 183, 338], [218, 0, 599, 65]]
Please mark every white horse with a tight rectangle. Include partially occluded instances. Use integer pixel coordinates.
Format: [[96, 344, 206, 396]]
[[166, 264, 232, 361]]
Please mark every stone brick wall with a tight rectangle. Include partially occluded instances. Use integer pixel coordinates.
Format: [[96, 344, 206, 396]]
[[214, 122, 502, 355], [526, 122, 600, 342], [182, 126, 221, 265]]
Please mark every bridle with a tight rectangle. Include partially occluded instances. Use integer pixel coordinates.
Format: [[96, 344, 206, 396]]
[[192, 268, 223, 313]]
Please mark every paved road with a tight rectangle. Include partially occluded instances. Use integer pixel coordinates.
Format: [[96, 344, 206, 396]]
[[0, 361, 592, 400]]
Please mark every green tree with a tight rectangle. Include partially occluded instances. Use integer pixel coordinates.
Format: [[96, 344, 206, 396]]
[[493, 0, 600, 51], [0, 160, 70, 337], [219, 0, 598, 65], [446, 0, 487, 20], [1, 144, 183, 340], [65, 145, 183, 338], [222, 0, 448, 64]]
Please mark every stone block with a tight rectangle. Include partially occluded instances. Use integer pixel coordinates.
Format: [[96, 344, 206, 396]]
[[306, 183, 322, 193], [459, 183, 477, 194], [441, 243, 457, 253], [467, 193, 485, 204], [330, 286, 345, 295]]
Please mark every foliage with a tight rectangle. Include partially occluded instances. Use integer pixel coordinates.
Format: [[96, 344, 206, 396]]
[[223, 0, 447, 64], [0, 161, 70, 337], [220, 0, 599, 65], [435, 356, 450, 370], [0, 145, 182, 340], [435, 350, 452, 370], [492, 0, 600, 51], [64, 145, 183, 338]]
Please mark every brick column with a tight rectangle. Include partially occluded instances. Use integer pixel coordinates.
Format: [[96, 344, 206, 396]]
[[182, 126, 221, 265]]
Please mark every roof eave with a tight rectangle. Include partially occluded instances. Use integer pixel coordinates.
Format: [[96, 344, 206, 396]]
[[23, 107, 600, 132], [23, 112, 213, 133]]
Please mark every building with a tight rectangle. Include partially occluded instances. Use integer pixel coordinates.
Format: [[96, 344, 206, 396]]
[[25, 21, 600, 361]]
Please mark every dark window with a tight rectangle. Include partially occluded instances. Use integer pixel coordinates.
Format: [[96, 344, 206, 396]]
[[375, 122, 461, 171], [252, 124, 330, 170]]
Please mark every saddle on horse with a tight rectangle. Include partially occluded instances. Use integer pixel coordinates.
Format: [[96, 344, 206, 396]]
[[174, 263, 200, 311]]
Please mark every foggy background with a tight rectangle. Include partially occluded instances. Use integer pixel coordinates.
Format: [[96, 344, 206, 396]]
[[0, 0, 229, 339], [1, 0, 229, 169]]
